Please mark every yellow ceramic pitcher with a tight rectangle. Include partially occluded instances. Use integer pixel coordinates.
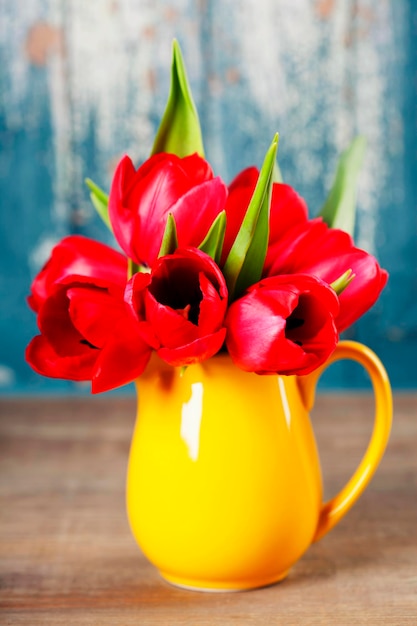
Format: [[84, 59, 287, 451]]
[[127, 340, 392, 591]]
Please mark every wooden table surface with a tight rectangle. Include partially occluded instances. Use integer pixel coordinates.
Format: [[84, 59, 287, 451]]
[[1, 393, 416, 625]]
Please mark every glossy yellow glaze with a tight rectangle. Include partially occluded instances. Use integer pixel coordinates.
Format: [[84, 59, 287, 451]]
[[126, 341, 392, 591]]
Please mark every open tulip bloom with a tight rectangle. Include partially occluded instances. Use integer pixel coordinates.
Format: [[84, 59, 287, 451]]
[[26, 41, 388, 393]]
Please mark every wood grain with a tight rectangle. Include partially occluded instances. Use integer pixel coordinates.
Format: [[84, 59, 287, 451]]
[[1, 394, 416, 624]]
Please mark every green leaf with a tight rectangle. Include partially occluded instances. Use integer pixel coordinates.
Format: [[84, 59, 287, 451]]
[[85, 178, 111, 230], [158, 213, 178, 257], [330, 269, 355, 295], [151, 40, 205, 158], [223, 134, 279, 300], [198, 211, 226, 264], [318, 136, 366, 235]]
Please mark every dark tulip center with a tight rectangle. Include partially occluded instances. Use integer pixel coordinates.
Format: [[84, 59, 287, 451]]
[[285, 293, 329, 348], [285, 305, 306, 347], [149, 264, 202, 325]]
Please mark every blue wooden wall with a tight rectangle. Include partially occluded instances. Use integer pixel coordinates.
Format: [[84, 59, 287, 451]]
[[0, 0, 416, 393]]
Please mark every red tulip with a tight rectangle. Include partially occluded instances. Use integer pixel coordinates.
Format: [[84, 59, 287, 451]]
[[26, 281, 154, 393], [127, 247, 228, 366], [109, 152, 227, 267], [264, 218, 388, 332], [67, 285, 155, 393], [26, 285, 106, 382], [26, 235, 155, 392], [225, 274, 339, 376], [222, 168, 387, 331], [28, 235, 128, 312]]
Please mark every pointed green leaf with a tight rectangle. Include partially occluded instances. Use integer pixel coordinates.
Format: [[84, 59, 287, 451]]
[[223, 134, 279, 300], [233, 187, 270, 298], [158, 213, 178, 258], [318, 136, 366, 235], [85, 178, 111, 230], [85, 178, 108, 205], [151, 40, 204, 158], [198, 211, 226, 264], [330, 269, 355, 295], [89, 193, 110, 230]]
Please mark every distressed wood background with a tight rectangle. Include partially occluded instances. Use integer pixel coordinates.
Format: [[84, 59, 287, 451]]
[[0, 0, 416, 393]]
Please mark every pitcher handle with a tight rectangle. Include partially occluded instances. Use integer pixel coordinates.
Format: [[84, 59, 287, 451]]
[[297, 340, 393, 543]]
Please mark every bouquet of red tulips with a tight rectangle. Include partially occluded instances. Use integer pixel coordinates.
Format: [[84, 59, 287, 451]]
[[26, 42, 387, 393]]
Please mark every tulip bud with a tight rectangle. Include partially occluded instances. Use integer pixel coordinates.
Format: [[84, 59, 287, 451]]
[[151, 40, 205, 158]]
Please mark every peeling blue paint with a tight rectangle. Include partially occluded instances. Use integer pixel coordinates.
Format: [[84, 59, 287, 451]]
[[0, 0, 416, 392]]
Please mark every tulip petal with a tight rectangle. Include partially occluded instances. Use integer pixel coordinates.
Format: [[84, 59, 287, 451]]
[[265, 219, 329, 276], [264, 215, 387, 331], [158, 328, 227, 367], [108, 155, 146, 262], [125, 272, 152, 318], [37, 287, 91, 357], [198, 272, 227, 333], [145, 291, 200, 348], [92, 322, 152, 393], [28, 235, 127, 312], [336, 256, 388, 331], [26, 335, 95, 381], [171, 177, 228, 252], [67, 287, 129, 349], [269, 183, 309, 243]]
